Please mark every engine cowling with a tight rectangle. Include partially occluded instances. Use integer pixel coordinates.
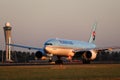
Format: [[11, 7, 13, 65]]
[[82, 50, 97, 60], [35, 51, 43, 59]]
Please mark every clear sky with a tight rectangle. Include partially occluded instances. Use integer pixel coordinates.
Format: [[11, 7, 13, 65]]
[[0, 0, 120, 50]]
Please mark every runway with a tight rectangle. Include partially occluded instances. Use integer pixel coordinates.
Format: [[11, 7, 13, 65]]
[[0, 62, 81, 66], [0, 61, 119, 66]]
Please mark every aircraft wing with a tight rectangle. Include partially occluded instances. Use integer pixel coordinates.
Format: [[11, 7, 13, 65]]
[[74, 46, 120, 53], [8, 44, 42, 51], [94, 46, 120, 51]]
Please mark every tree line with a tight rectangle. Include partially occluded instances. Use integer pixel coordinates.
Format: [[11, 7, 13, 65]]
[[95, 51, 120, 63], [0, 50, 120, 63], [0, 50, 35, 63]]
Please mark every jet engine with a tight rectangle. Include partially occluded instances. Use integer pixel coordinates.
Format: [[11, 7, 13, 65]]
[[35, 51, 44, 59], [82, 50, 97, 60]]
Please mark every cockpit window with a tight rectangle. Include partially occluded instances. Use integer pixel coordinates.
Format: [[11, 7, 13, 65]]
[[45, 43, 53, 45]]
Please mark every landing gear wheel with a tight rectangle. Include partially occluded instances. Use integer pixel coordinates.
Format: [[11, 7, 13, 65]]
[[82, 59, 90, 64], [55, 60, 63, 64], [49, 59, 52, 62]]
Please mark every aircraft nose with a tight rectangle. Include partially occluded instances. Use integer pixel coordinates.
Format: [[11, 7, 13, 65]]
[[45, 46, 48, 51], [45, 46, 52, 53], [44, 47, 48, 53], [44, 46, 49, 53]]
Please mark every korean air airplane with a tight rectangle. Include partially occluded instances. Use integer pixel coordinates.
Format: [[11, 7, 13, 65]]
[[9, 23, 120, 64]]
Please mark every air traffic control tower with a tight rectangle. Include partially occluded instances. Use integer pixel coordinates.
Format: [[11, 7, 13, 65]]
[[3, 22, 12, 62]]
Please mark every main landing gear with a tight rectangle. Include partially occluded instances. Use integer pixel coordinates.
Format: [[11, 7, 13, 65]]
[[82, 59, 90, 64], [48, 55, 63, 64], [55, 56, 63, 64]]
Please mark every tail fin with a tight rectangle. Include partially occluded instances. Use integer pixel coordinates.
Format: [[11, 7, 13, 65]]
[[88, 23, 97, 43]]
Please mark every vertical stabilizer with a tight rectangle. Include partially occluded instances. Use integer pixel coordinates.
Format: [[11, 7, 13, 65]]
[[88, 23, 97, 43]]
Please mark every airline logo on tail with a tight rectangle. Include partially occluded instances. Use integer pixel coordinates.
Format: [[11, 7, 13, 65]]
[[88, 23, 97, 43], [92, 31, 96, 41]]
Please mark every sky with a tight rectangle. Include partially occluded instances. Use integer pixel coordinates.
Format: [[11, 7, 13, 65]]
[[0, 0, 120, 50]]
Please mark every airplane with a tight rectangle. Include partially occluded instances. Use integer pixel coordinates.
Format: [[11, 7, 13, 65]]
[[8, 23, 120, 64]]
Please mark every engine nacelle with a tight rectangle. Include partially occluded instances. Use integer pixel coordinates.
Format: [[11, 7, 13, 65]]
[[35, 51, 43, 59], [82, 50, 97, 60]]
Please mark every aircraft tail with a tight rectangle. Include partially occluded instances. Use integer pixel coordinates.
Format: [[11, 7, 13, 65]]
[[88, 23, 97, 43]]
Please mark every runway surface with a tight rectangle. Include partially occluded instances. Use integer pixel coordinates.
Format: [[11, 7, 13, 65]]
[[0, 62, 81, 66], [0, 61, 119, 66]]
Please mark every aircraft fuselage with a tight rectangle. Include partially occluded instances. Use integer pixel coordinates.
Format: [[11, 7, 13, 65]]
[[44, 38, 96, 57]]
